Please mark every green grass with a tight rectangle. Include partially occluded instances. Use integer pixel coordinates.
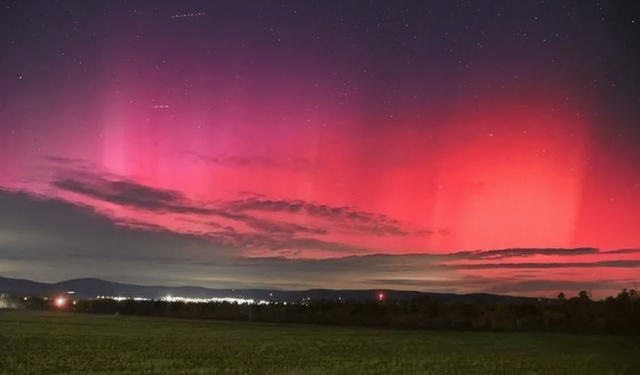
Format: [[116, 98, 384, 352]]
[[0, 311, 638, 374]]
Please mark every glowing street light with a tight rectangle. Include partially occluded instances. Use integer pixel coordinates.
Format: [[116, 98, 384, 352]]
[[55, 297, 66, 308]]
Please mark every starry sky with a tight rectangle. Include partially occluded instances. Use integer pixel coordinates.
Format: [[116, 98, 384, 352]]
[[1, 0, 639, 298]]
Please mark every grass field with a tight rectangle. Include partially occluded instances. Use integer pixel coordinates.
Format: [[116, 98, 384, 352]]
[[0, 311, 638, 374]]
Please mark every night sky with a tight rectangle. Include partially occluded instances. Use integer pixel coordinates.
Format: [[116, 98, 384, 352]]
[[1, 0, 639, 298]]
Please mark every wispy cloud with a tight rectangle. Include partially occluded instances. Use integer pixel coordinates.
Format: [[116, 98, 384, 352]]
[[442, 247, 613, 260], [3, 160, 637, 297], [453, 247, 600, 260], [223, 196, 399, 224], [51, 175, 212, 214], [203, 228, 371, 256], [233, 252, 640, 274], [441, 260, 640, 269], [207, 211, 329, 236], [222, 194, 435, 237], [2, 187, 638, 296], [603, 248, 640, 255], [49, 171, 437, 256]]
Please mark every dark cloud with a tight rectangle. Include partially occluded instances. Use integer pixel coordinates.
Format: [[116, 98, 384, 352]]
[[178, 217, 224, 229], [222, 195, 436, 237], [1, 190, 637, 295], [457, 247, 600, 260], [5, 175, 639, 294], [51, 172, 432, 240], [319, 247, 616, 265], [442, 260, 640, 269], [239, 252, 640, 278], [204, 229, 369, 255], [287, 238, 372, 254], [49, 173, 335, 238], [52, 176, 213, 214], [223, 196, 399, 224], [116, 219, 173, 232], [231, 255, 393, 275], [69, 253, 193, 265], [174, 206, 319, 237], [347, 224, 410, 237], [225, 254, 639, 295], [211, 212, 329, 236], [0, 188, 233, 264], [603, 248, 640, 255], [242, 217, 329, 236], [231, 249, 640, 275]]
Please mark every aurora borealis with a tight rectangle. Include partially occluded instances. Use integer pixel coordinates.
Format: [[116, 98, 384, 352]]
[[1, 0, 639, 297]]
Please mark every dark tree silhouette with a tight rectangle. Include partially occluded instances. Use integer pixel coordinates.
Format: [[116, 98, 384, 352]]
[[8, 287, 640, 335], [578, 290, 590, 301]]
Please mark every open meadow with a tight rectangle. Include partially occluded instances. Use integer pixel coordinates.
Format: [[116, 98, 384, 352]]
[[0, 311, 638, 375]]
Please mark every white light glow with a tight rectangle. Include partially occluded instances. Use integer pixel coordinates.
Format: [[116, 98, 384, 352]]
[[94, 295, 269, 305]]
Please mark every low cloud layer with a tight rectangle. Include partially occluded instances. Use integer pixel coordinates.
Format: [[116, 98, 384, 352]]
[[0, 166, 638, 298]]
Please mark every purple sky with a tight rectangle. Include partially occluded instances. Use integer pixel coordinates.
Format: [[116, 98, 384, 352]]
[[0, 0, 639, 298]]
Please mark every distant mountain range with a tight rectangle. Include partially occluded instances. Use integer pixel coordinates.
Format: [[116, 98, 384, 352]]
[[0, 275, 539, 303]]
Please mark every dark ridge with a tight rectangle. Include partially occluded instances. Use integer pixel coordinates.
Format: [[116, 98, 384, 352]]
[[0, 275, 536, 303]]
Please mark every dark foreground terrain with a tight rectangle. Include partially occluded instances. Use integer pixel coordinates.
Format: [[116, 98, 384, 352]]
[[0, 311, 638, 375]]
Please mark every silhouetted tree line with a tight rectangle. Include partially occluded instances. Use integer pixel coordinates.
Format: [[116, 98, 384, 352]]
[[8, 288, 640, 335]]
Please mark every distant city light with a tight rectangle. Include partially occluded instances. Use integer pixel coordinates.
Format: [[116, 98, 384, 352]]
[[55, 298, 66, 307], [161, 295, 269, 305], [94, 295, 269, 305], [378, 293, 385, 301]]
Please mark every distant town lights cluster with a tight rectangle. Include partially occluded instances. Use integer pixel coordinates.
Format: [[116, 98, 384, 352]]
[[94, 295, 269, 305], [172, 13, 205, 18], [162, 295, 269, 305], [96, 296, 144, 301]]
